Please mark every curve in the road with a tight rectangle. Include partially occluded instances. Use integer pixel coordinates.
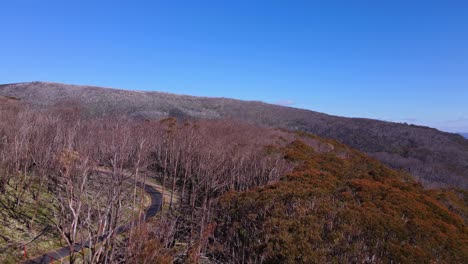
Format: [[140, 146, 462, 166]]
[[24, 175, 162, 264]]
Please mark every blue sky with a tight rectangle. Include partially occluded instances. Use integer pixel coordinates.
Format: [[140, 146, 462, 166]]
[[1, 1, 467, 132]]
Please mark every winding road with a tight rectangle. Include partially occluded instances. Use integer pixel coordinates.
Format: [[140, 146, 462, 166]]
[[24, 173, 163, 264]]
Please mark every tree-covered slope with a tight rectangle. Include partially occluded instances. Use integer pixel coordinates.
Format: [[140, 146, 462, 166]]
[[0, 97, 466, 263], [0, 82, 467, 189]]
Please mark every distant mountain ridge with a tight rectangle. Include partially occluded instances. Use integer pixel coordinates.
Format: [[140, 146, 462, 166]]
[[1, 81, 467, 189], [460, 133, 468, 139]]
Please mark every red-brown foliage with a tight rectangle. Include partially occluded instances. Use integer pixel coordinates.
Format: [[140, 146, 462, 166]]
[[211, 137, 468, 263]]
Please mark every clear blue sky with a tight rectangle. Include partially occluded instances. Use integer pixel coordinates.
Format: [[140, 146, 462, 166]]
[[1, 1, 467, 132]]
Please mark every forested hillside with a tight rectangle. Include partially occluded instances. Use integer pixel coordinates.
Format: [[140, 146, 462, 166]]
[[0, 95, 467, 263], [1, 82, 467, 189]]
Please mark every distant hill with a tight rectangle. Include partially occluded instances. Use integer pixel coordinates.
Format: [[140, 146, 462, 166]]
[[1, 81, 467, 189], [460, 133, 468, 139]]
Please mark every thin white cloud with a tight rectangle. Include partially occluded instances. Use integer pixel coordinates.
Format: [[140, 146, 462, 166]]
[[396, 118, 419, 123], [275, 100, 295, 106], [445, 117, 468, 123]]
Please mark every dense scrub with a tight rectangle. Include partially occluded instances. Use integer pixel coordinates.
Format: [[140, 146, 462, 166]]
[[211, 138, 468, 263]]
